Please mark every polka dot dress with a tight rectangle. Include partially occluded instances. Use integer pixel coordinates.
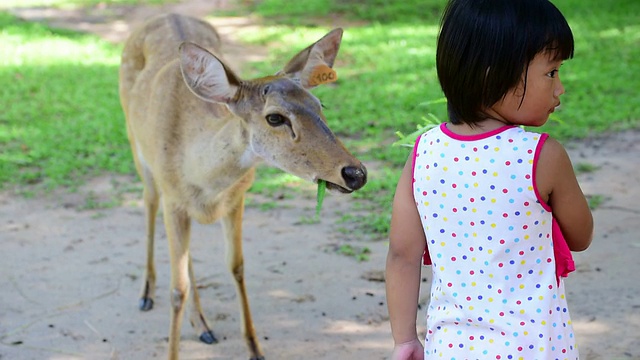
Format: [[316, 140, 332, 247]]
[[413, 123, 579, 360]]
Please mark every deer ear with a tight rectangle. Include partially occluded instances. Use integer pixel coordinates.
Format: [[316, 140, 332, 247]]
[[279, 28, 343, 89], [179, 42, 240, 103]]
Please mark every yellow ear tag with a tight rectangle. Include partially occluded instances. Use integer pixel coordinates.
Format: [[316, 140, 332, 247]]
[[308, 64, 338, 86]]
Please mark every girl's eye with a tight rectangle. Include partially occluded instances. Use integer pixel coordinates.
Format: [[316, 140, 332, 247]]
[[547, 69, 558, 78]]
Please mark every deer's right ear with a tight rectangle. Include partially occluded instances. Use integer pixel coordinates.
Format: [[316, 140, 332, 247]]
[[279, 28, 343, 89], [179, 42, 240, 104]]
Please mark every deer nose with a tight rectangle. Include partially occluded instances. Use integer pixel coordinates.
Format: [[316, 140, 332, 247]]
[[342, 165, 367, 191]]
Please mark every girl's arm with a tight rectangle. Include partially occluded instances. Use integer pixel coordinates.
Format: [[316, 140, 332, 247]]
[[386, 155, 427, 357], [536, 137, 594, 251]]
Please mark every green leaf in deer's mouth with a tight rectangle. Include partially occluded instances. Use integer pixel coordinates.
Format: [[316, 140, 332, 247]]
[[316, 179, 327, 217]]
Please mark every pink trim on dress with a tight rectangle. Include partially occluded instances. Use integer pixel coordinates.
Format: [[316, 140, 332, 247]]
[[411, 134, 423, 184], [411, 134, 433, 266], [532, 133, 552, 212], [531, 133, 575, 285], [439, 122, 516, 141], [552, 217, 576, 285]]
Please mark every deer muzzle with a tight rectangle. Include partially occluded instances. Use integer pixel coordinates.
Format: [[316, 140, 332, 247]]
[[328, 164, 367, 193]]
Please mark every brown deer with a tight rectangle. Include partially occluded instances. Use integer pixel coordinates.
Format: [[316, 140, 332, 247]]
[[118, 13, 367, 360]]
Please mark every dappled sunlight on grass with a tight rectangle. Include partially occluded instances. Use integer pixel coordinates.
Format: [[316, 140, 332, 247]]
[[0, 12, 127, 189], [1, 38, 119, 66], [536, 1, 640, 138], [598, 25, 640, 42], [0, 15, 120, 67], [251, 167, 311, 195], [1, 61, 128, 187]]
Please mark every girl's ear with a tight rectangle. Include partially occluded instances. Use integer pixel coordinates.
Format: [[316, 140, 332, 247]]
[[277, 28, 343, 89]]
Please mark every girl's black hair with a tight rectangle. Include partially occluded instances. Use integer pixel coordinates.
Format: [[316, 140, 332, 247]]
[[436, 0, 574, 125]]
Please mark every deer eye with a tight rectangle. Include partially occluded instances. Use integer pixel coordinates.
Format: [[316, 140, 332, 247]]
[[265, 113, 287, 127]]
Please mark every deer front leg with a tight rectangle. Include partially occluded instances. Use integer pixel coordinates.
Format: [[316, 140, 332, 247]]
[[187, 253, 217, 344], [221, 195, 265, 360], [164, 202, 192, 360], [139, 172, 159, 311]]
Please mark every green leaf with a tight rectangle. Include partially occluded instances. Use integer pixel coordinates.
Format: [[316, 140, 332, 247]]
[[315, 179, 326, 218]]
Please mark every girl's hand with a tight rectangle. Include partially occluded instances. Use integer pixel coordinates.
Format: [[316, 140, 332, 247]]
[[391, 338, 424, 360]]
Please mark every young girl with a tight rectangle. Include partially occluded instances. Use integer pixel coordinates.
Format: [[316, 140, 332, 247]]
[[385, 0, 594, 359]]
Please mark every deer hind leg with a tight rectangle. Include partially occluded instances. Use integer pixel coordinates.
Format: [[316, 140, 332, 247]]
[[139, 165, 159, 311], [222, 195, 265, 360], [164, 202, 192, 360], [187, 253, 217, 344]]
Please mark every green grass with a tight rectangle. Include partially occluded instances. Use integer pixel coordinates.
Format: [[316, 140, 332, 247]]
[[586, 194, 607, 210], [574, 162, 600, 174], [551, 0, 640, 137], [0, 13, 131, 190], [336, 244, 371, 262], [0, 0, 638, 238], [253, 0, 443, 24]]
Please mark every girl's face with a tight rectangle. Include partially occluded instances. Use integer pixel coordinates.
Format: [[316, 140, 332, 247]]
[[489, 51, 566, 127]]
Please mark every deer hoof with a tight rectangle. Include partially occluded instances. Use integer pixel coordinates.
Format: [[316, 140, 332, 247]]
[[138, 297, 154, 311], [199, 330, 218, 344], [250, 357, 265, 360]]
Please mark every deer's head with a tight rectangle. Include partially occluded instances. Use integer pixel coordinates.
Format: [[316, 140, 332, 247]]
[[178, 29, 367, 193]]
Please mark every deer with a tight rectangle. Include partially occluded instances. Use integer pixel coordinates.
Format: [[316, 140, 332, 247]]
[[118, 13, 367, 360]]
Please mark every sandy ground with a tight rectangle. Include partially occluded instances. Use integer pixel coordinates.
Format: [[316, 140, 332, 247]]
[[1, 1, 640, 359]]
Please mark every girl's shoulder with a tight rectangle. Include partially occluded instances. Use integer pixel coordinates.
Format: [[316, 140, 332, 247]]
[[535, 135, 571, 173]]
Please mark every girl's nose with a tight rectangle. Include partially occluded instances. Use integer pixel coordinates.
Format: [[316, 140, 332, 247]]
[[554, 78, 565, 98]]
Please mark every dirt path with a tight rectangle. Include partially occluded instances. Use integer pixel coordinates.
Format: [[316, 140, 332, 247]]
[[1, 2, 639, 359]]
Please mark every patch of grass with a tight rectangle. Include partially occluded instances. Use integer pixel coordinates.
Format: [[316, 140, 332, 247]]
[[338, 211, 391, 238], [0, 13, 132, 190], [575, 162, 600, 174], [587, 194, 606, 210], [80, 191, 120, 210], [543, 0, 640, 138], [247, 168, 307, 197], [254, 0, 443, 24], [296, 215, 321, 225], [335, 243, 371, 262], [254, 0, 333, 19], [258, 201, 279, 211]]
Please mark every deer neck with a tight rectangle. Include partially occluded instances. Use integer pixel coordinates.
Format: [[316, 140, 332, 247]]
[[178, 101, 258, 188]]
